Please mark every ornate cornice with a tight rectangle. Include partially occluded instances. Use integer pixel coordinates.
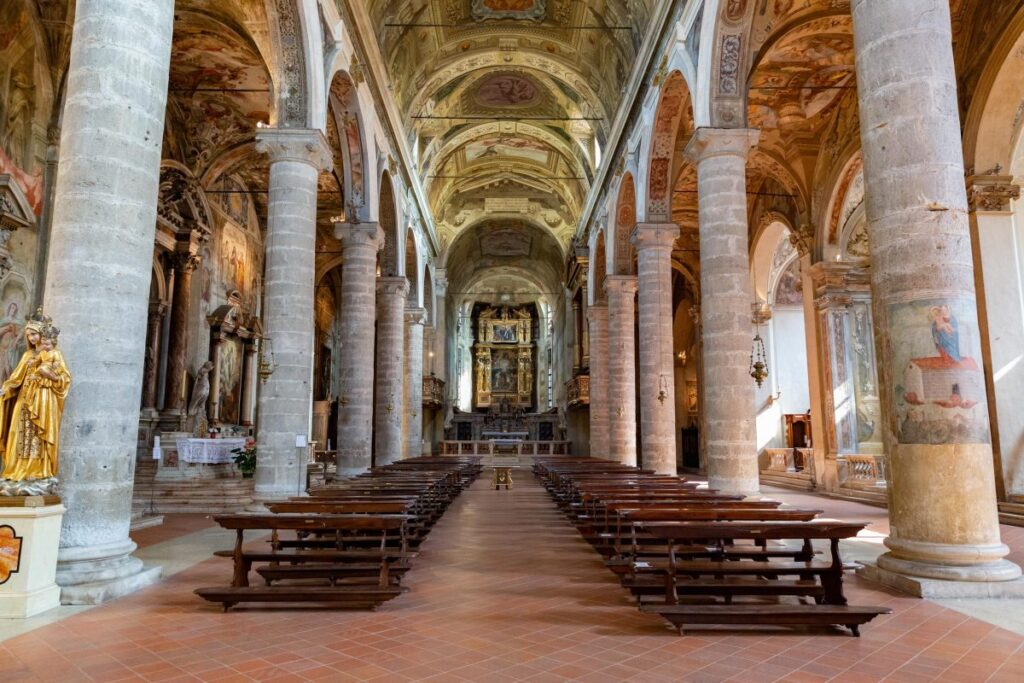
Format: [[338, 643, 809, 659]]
[[966, 174, 1020, 213], [334, 221, 384, 250], [376, 276, 410, 299], [630, 222, 680, 251], [684, 128, 761, 163], [255, 128, 333, 171]]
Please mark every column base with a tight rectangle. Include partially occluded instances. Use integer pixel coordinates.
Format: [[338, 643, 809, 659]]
[[859, 559, 1024, 598], [56, 539, 161, 605]]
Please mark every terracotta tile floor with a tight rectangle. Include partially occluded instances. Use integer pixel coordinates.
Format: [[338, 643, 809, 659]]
[[3, 475, 1023, 682]]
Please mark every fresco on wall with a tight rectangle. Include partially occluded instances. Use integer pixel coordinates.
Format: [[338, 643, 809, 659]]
[[0, 277, 29, 385], [218, 220, 254, 304], [891, 298, 990, 445], [773, 259, 803, 305], [0, 3, 43, 214], [217, 337, 243, 425], [472, 0, 546, 21]]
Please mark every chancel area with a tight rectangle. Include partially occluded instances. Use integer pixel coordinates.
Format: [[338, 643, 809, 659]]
[[1, 0, 1024, 680]]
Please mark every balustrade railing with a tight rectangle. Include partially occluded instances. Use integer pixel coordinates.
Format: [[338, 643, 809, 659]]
[[440, 440, 571, 456], [838, 454, 887, 489], [762, 447, 815, 477]]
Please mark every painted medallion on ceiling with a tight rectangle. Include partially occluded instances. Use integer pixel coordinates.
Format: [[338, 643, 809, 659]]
[[472, 0, 547, 21], [464, 135, 551, 165], [474, 73, 541, 108]]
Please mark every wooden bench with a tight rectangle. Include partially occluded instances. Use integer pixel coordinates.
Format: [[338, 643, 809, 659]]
[[635, 520, 891, 635], [195, 513, 414, 611]]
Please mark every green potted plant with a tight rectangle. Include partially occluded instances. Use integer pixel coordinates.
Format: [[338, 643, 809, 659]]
[[231, 438, 257, 478]]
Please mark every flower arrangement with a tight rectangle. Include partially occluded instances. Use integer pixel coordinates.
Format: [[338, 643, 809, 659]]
[[231, 438, 257, 478]]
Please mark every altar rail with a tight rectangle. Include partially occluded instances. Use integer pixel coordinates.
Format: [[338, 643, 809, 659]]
[[440, 440, 571, 456], [838, 454, 887, 490], [763, 447, 815, 475]]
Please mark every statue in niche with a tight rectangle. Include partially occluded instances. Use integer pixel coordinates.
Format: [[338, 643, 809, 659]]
[[187, 361, 214, 437], [0, 311, 72, 496]]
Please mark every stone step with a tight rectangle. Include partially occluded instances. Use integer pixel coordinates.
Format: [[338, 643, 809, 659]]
[[758, 471, 814, 492]]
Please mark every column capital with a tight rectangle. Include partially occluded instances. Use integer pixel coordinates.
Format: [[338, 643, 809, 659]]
[[404, 307, 427, 326], [966, 174, 1021, 214], [255, 128, 333, 171], [376, 275, 410, 299], [684, 127, 760, 163], [604, 274, 637, 297], [630, 222, 680, 251], [148, 301, 167, 318], [335, 221, 384, 250], [169, 248, 200, 273]]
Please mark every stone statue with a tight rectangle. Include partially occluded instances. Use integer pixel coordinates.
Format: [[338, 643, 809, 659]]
[[0, 311, 72, 496], [187, 361, 214, 436]]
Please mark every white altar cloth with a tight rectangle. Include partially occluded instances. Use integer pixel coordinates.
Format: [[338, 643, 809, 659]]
[[176, 438, 247, 464]]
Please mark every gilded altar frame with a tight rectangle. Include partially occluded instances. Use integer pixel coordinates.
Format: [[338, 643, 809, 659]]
[[474, 306, 534, 409]]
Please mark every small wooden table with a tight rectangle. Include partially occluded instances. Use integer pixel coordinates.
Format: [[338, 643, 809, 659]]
[[492, 467, 513, 490]]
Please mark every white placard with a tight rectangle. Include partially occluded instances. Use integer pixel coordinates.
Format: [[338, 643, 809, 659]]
[[485, 197, 529, 213]]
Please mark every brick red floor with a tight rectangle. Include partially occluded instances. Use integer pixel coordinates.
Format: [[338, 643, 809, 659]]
[[2, 475, 1022, 682], [133, 515, 218, 550]]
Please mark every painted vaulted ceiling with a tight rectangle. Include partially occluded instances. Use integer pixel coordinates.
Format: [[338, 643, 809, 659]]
[[367, 0, 656, 252]]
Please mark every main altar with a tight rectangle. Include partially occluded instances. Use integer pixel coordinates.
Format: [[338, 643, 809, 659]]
[[474, 305, 534, 409]]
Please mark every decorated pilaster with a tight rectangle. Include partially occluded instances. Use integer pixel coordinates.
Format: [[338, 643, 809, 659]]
[[968, 175, 1024, 500], [587, 304, 610, 458], [632, 223, 679, 474], [251, 129, 331, 499], [852, 0, 1021, 587], [334, 222, 384, 475], [404, 308, 427, 459], [605, 275, 638, 466], [43, 0, 175, 603], [684, 128, 760, 496], [374, 277, 409, 466]]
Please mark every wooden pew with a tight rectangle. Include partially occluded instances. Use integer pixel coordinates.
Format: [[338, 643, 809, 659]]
[[634, 520, 891, 635], [195, 513, 415, 611]]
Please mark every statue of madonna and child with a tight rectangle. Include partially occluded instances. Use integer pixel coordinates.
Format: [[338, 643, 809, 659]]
[[0, 309, 72, 496]]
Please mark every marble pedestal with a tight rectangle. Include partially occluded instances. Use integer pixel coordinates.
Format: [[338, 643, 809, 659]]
[[0, 500, 65, 618]]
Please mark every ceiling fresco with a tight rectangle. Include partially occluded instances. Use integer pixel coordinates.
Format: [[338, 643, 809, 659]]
[[366, 0, 656, 258]]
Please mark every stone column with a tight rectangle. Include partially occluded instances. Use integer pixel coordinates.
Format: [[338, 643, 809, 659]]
[[587, 304, 610, 458], [45, 0, 174, 603], [141, 302, 166, 413], [605, 275, 638, 466], [433, 270, 449, 384], [334, 222, 383, 475], [252, 128, 332, 499], [404, 308, 426, 459], [240, 342, 257, 427], [161, 249, 199, 424], [684, 128, 760, 496], [851, 0, 1021, 585], [632, 223, 679, 475], [374, 277, 408, 466]]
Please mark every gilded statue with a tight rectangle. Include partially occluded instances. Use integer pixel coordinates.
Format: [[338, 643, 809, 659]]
[[0, 310, 71, 495]]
